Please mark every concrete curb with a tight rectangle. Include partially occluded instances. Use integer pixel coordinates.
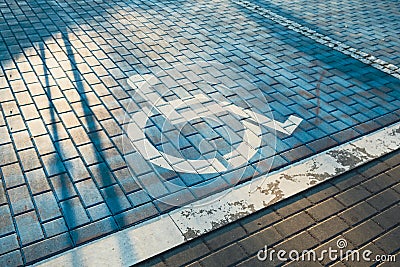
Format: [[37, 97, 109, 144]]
[[34, 122, 400, 266]]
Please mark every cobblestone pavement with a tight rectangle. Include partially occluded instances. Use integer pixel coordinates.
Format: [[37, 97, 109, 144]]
[[139, 149, 400, 267], [250, 0, 400, 66], [0, 0, 399, 265]]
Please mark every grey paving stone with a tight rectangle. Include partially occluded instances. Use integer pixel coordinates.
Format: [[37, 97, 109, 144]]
[[15, 92, 32, 105], [101, 119, 122, 137], [274, 231, 319, 254], [87, 203, 112, 221], [14, 211, 44, 245], [0, 205, 15, 237], [8, 185, 34, 215], [127, 190, 152, 207], [89, 130, 114, 150], [274, 211, 315, 237], [273, 195, 313, 218], [113, 168, 140, 194], [308, 216, 349, 242], [2, 102, 20, 118], [355, 243, 386, 266], [199, 243, 247, 267], [64, 158, 90, 182], [101, 184, 131, 214], [238, 226, 283, 255], [361, 173, 397, 193], [26, 168, 51, 195], [338, 201, 378, 226], [162, 239, 210, 267], [0, 185, 6, 206], [154, 189, 196, 213], [6, 115, 26, 132], [20, 104, 40, 121], [306, 136, 338, 153], [306, 198, 346, 222], [70, 216, 118, 245], [313, 235, 356, 265], [330, 172, 368, 191], [137, 172, 169, 199], [372, 205, 400, 230], [374, 227, 400, 254], [190, 177, 230, 199], [334, 185, 371, 207], [48, 122, 69, 142], [101, 148, 126, 171], [240, 208, 281, 234], [343, 220, 384, 246], [0, 89, 13, 103], [43, 218, 68, 238], [1, 163, 25, 189], [18, 148, 41, 172], [59, 197, 90, 229], [69, 127, 91, 146], [89, 162, 116, 188], [41, 153, 66, 177], [304, 182, 340, 204], [50, 173, 77, 201], [0, 126, 11, 145], [385, 165, 400, 179], [0, 250, 23, 267], [91, 105, 112, 121], [380, 152, 400, 168], [11, 130, 33, 151], [34, 192, 61, 222], [203, 223, 247, 250], [114, 202, 159, 228], [22, 232, 73, 264], [236, 255, 278, 267], [111, 134, 134, 156], [55, 139, 79, 161], [123, 152, 153, 176], [75, 179, 103, 207], [81, 115, 103, 134], [357, 160, 391, 179], [138, 257, 168, 267], [38, 108, 59, 126], [26, 119, 47, 137], [52, 98, 71, 114], [77, 143, 101, 166], [0, 233, 19, 255], [59, 112, 81, 129], [366, 188, 399, 211], [0, 144, 18, 166]]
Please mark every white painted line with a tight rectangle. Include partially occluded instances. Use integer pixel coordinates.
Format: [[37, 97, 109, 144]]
[[35, 122, 400, 266]]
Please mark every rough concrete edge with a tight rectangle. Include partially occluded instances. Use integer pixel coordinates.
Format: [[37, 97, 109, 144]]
[[169, 122, 400, 241], [235, 0, 400, 80], [34, 121, 400, 266]]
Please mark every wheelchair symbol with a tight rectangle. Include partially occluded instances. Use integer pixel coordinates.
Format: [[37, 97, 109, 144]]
[[126, 74, 302, 175]]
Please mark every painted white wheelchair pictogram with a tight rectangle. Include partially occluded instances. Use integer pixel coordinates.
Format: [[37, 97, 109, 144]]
[[127, 74, 303, 175]]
